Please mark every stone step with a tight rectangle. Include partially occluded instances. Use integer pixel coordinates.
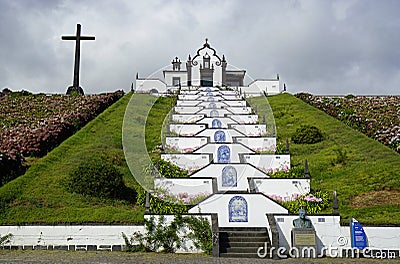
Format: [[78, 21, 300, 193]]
[[219, 252, 271, 258], [220, 246, 262, 254], [220, 241, 269, 248], [220, 236, 267, 243], [220, 231, 268, 237]]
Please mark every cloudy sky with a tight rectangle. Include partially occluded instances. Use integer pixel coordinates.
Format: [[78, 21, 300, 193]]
[[1, 0, 399, 95]]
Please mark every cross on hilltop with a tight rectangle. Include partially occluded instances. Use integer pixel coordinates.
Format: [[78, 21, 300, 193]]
[[62, 24, 95, 95]]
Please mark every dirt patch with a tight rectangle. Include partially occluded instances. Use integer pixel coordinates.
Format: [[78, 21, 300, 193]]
[[350, 190, 400, 209]]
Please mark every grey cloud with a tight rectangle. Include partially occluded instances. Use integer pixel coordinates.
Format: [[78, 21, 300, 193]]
[[0, 0, 399, 95]]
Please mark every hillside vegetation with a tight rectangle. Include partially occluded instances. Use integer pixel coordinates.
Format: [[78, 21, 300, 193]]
[[0, 93, 144, 224], [0, 92, 398, 225], [256, 93, 400, 225]]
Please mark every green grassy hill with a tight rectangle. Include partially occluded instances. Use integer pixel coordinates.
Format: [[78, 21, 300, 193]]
[[256, 93, 400, 225], [0, 92, 398, 225], [0, 93, 144, 224]]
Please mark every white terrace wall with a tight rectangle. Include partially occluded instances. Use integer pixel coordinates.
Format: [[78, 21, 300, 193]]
[[196, 129, 244, 143], [230, 124, 267, 136], [236, 137, 276, 152], [161, 154, 210, 173], [197, 102, 227, 108], [176, 101, 200, 107], [169, 124, 206, 136], [193, 143, 254, 163], [229, 115, 259, 124], [254, 178, 310, 197], [222, 100, 246, 107], [243, 154, 290, 173], [174, 106, 203, 114], [178, 94, 200, 100], [196, 118, 238, 129], [225, 107, 252, 115], [0, 225, 144, 251], [190, 164, 268, 178], [198, 96, 223, 101], [171, 114, 204, 123], [165, 137, 208, 152], [197, 109, 231, 117], [189, 194, 288, 227], [154, 178, 213, 196]]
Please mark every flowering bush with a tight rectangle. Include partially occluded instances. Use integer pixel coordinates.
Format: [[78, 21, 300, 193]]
[[154, 159, 189, 178], [164, 145, 199, 153], [267, 191, 330, 214], [296, 93, 400, 153], [269, 165, 304, 178], [0, 90, 124, 184], [153, 187, 210, 205]]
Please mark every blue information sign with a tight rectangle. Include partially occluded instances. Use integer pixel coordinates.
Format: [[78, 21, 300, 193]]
[[350, 218, 368, 250]]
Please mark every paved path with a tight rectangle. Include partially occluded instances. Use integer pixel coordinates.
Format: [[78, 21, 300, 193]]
[[0, 251, 399, 264]]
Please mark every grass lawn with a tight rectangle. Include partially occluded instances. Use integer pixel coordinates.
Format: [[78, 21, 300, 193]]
[[0, 92, 398, 225], [254, 93, 400, 225], [0, 93, 145, 224]]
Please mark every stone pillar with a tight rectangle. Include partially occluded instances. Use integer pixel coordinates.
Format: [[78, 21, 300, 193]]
[[186, 55, 192, 87], [221, 55, 227, 86]]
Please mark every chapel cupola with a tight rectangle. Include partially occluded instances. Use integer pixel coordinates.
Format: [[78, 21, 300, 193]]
[[172, 57, 181, 71]]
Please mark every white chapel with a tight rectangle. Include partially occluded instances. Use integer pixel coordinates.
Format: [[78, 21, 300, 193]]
[[135, 39, 281, 96]]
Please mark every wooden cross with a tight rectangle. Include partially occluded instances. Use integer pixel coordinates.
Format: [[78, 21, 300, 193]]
[[62, 24, 95, 95]]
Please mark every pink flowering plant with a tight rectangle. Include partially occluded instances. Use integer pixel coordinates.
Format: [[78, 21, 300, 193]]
[[0, 90, 124, 184], [296, 93, 400, 153], [267, 191, 330, 214], [153, 187, 210, 205], [268, 164, 303, 178]]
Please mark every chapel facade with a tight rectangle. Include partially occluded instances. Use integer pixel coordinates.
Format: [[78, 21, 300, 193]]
[[135, 39, 281, 96]]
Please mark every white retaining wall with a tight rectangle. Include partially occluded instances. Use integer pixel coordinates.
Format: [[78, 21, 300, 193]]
[[229, 115, 259, 124], [166, 137, 208, 152], [231, 124, 267, 136], [243, 154, 290, 173], [171, 114, 204, 123], [254, 178, 310, 197], [154, 178, 213, 196], [236, 137, 276, 152], [196, 118, 239, 129], [169, 124, 206, 136], [174, 106, 203, 114], [190, 164, 268, 178], [161, 154, 210, 173], [0, 225, 144, 250], [189, 194, 288, 227]]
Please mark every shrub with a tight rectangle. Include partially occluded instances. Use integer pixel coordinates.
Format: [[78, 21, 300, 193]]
[[292, 125, 323, 144], [0, 151, 26, 186], [156, 159, 189, 178], [331, 147, 348, 166], [136, 189, 187, 214], [123, 214, 212, 254], [270, 165, 304, 178], [67, 158, 125, 199], [268, 191, 330, 214]]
